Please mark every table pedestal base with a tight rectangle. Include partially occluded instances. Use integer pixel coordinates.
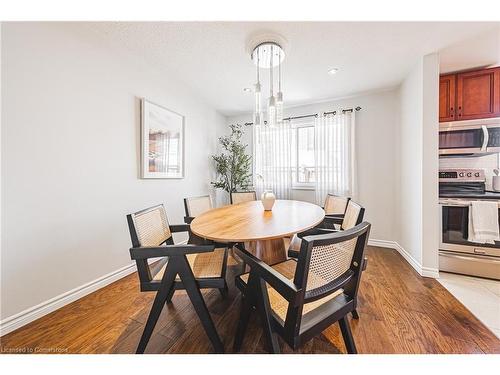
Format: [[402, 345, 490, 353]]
[[244, 238, 287, 265]]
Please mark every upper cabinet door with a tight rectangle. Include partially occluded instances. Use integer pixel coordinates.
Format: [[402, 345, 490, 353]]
[[456, 67, 500, 121], [439, 74, 456, 122]]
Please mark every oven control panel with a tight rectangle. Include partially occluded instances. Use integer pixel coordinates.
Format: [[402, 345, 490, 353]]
[[439, 168, 485, 182]]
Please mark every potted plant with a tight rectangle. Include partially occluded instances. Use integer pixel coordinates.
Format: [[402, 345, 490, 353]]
[[211, 124, 252, 203]]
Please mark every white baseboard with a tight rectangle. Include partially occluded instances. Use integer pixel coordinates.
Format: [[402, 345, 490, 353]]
[[0, 261, 139, 336], [368, 239, 439, 279]]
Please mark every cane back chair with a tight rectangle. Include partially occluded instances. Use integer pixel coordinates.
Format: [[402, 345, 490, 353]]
[[233, 222, 371, 354], [183, 195, 213, 224], [230, 191, 257, 205], [288, 199, 364, 258], [126, 204, 228, 353], [288, 194, 351, 257], [323, 193, 350, 216]]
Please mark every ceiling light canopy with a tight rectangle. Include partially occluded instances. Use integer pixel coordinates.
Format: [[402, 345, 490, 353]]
[[251, 42, 285, 68], [328, 68, 339, 75]]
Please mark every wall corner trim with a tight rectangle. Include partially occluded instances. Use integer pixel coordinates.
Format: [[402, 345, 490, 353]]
[[368, 239, 439, 279]]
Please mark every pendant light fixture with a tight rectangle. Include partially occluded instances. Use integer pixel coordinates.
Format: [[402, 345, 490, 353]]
[[253, 50, 263, 126], [250, 38, 285, 127], [268, 44, 276, 127], [275, 49, 284, 124]]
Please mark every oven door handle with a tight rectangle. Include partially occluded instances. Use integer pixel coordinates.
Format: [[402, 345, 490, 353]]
[[481, 125, 489, 151], [440, 251, 500, 264]]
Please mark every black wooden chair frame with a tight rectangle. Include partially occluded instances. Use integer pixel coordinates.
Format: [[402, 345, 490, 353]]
[[233, 222, 371, 354], [127, 205, 228, 353]]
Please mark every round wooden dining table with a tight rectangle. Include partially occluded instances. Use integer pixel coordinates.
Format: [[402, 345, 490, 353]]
[[190, 199, 325, 264]]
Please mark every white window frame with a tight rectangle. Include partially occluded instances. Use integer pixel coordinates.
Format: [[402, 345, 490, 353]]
[[291, 121, 315, 190]]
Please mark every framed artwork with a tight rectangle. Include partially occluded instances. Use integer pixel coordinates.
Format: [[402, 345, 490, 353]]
[[141, 99, 185, 179]]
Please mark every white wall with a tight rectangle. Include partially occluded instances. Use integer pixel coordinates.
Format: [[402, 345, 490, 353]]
[[397, 53, 440, 275], [1, 23, 224, 322], [421, 54, 440, 272], [224, 89, 400, 242], [398, 59, 424, 265], [439, 26, 500, 73]]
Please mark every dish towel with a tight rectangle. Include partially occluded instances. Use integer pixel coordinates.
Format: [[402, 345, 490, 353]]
[[468, 201, 500, 244]]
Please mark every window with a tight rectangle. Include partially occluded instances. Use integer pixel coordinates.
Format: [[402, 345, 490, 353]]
[[253, 112, 354, 201], [291, 122, 315, 187]]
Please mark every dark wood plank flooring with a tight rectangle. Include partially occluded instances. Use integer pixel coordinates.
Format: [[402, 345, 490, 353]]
[[1, 246, 499, 354]]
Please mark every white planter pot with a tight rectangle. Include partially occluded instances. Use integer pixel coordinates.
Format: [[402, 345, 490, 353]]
[[261, 190, 276, 211]]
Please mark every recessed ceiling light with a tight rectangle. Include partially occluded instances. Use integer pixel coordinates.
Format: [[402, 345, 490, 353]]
[[328, 68, 339, 75], [243, 87, 252, 92]]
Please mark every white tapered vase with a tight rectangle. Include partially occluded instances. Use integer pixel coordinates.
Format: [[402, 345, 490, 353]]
[[261, 190, 276, 211]]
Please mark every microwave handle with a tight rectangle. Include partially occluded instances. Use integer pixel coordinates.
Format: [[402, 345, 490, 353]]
[[481, 125, 489, 151]]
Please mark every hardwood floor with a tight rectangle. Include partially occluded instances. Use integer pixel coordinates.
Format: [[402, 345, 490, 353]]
[[1, 246, 499, 354]]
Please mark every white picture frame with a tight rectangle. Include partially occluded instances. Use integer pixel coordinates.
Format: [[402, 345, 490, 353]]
[[141, 99, 185, 179]]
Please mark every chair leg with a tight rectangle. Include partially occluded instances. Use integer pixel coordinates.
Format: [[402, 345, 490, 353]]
[[255, 278, 280, 354], [233, 293, 253, 352], [218, 283, 229, 299], [136, 264, 177, 354], [351, 309, 359, 319], [339, 316, 357, 354], [165, 284, 176, 304], [177, 256, 224, 353]]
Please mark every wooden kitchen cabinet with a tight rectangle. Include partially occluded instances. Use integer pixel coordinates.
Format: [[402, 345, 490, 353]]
[[439, 74, 456, 122], [439, 66, 500, 122], [456, 67, 500, 120]]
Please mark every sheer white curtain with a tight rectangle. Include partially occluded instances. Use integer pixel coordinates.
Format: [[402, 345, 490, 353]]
[[253, 120, 292, 199], [314, 111, 356, 205]]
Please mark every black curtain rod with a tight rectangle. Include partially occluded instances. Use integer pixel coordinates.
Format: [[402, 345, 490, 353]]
[[244, 106, 361, 126]]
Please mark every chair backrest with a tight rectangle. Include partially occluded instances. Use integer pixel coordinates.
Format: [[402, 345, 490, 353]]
[[231, 191, 257, 204], [341, 200, 365, 230], [126, 204, 172, 283], [184, 195, 212, 218], [286, 222, 371, 332], [323, 194, 350, 215]]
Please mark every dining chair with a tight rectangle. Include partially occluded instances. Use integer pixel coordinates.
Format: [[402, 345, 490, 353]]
[[287, 200, 365, 319], [323, 193, 350, 216], [325, 200, 365, 231], [288, 199, 364, 257], [126, 204, 228, 353], [233, 222, 371, 354], [230, 191, 257, 205], [183, 195, 213, 224]]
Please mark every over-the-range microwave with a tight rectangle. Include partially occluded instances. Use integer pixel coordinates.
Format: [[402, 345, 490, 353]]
[[439, 117, 500, 156]]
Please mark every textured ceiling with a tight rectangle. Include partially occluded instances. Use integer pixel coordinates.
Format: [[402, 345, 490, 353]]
[[70, 22, 499, 116]]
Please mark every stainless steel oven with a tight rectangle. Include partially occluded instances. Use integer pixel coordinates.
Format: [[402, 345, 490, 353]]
[[439, 198, 500, 280], [439, 118, 500, 156]]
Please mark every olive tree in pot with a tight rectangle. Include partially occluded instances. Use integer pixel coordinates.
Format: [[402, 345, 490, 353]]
[[211, 124, 252, 203]]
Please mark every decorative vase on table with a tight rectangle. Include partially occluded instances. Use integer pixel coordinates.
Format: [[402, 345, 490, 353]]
[[261, 190, 276, 211]]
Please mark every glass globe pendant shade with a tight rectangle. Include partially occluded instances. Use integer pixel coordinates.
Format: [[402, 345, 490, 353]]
[[254, 82, 262, 125], [268, 95, 276, 127], [276, 91, 283, 124]]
